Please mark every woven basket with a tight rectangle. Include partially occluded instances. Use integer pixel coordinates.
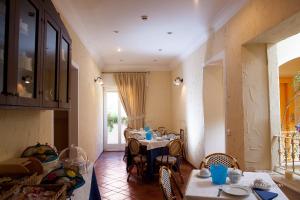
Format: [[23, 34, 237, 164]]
[[5, 184, 67, 200], [0, 184, 21, 200], [0, 173, 42, 185]]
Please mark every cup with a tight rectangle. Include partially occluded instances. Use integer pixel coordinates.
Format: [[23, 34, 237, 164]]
[[210, 164, 228, 185], [145, 131, 152, 140]]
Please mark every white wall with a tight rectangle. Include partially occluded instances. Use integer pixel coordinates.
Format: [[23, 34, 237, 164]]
[[203, 64, 225, 155]]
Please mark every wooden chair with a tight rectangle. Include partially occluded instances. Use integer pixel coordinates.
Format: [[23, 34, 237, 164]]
[[124, 128, 132, 142], [159, 166, 183, 200], [199, 153, 240, 169], [179, 129, 186, 159], [127, 138, 147, 182], [123, 128, 133, 161], [166, 129, 186, 159], [157, 127, 167, 135], [156, 139, 184, 183]]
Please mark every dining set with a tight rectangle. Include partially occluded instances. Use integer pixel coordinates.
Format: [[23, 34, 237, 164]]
[[123, 127, 288, 199], [124, 127, 185, 182], [160, 153, 288, 200]]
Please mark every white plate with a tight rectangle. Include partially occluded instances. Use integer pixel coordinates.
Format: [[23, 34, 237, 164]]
[[222, 185, 251, 196]]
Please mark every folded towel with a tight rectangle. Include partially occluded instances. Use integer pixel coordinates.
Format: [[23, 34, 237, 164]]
[[253, 189, 278, 200]]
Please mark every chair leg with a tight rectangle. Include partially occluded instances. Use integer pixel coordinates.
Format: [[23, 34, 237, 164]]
[[140, 163, 144, 182], [123, 154, 127, 161], [127, 165, 133, 182], [177, 166, 184, 184]]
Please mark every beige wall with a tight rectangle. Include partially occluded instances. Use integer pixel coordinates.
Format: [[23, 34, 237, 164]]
[[60, 16, 104, 163], [171, 0, 300, 169], [103, 71, 172, 129], [0, 110, 53, 161], [171, 48, 206, 166], [145, 71, 172, 129], [242, 44, 271, 170], [171, 67, 186, 132], [203, 64, 225, 155]]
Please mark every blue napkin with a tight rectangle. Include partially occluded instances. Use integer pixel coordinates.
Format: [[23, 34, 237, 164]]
[[253, 189, 278, 200]]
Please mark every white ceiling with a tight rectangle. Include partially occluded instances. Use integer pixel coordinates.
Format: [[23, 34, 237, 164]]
[[52, 0, 248, 71]]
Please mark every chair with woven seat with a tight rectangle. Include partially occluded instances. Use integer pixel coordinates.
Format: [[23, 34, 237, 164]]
[[165, 130, 181, 139], [127, 138, 147, 182], [156, 139, 184, 183], [199, 153, 240, 169], [179, 129, 186, 159], [159, 166, 183, 200], [123, 128, 133, 161], [157, 126, 167, 136]]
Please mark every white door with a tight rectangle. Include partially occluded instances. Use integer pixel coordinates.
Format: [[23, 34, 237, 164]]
[[104, 90, 128, 151]]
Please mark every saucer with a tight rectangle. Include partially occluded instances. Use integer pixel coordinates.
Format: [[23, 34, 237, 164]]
[[252, 182, 271, 190], [196, 172, 210, 178]]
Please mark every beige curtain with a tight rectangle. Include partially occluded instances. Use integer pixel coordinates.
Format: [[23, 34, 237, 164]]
[[114, 72, 147, 129]]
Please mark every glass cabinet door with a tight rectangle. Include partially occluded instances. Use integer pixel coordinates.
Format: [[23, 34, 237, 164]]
[[59, 37, 70, 108], [16, 0, 40, 103], [0, 0, 6, 103], [43, 15, 59, 107]]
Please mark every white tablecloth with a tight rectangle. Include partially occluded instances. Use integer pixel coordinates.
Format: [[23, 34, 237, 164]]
[[130, 130, 146, 135], [184, 170, 288, 200], [138, 139, 170, 150]]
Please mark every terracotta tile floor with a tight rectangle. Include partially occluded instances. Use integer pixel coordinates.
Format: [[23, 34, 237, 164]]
[[94, 151, 194, 200]]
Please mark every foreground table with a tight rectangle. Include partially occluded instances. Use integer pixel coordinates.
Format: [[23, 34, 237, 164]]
[[185, 170, 288, 200]]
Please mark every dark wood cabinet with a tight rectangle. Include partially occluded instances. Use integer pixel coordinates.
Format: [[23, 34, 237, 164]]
[[0, 0, 72, 109], [59, 33, 71, 109], [42, 12, 59, 108], [0, 0, 8, 105], [13, 0, 43, 106]]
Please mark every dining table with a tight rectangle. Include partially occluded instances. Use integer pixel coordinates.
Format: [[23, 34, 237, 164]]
[[126, 130, 181, 180], [184, 170, 288, 200]]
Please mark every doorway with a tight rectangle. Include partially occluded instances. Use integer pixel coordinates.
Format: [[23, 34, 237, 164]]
[[54, 65, 78, 152], [203, 63, 226, 154], [104, 90, 128, 151]]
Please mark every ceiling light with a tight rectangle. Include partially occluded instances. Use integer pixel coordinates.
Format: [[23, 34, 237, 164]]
[[117, 48, 122, 52], [173, 77, 183, 86], [141, 15, 148, 21], [113, 30, 119, 34]]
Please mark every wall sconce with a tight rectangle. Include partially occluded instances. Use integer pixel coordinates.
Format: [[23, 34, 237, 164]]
[[94, 76, 104, 85], [173, 77, 183, 86]]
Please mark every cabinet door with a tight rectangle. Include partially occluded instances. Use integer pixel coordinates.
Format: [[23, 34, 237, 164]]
[[42, 13, 59, 108], [0, 0, 8, 105], [12, 0, 42, 106], [59, 34, 71, 109]]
